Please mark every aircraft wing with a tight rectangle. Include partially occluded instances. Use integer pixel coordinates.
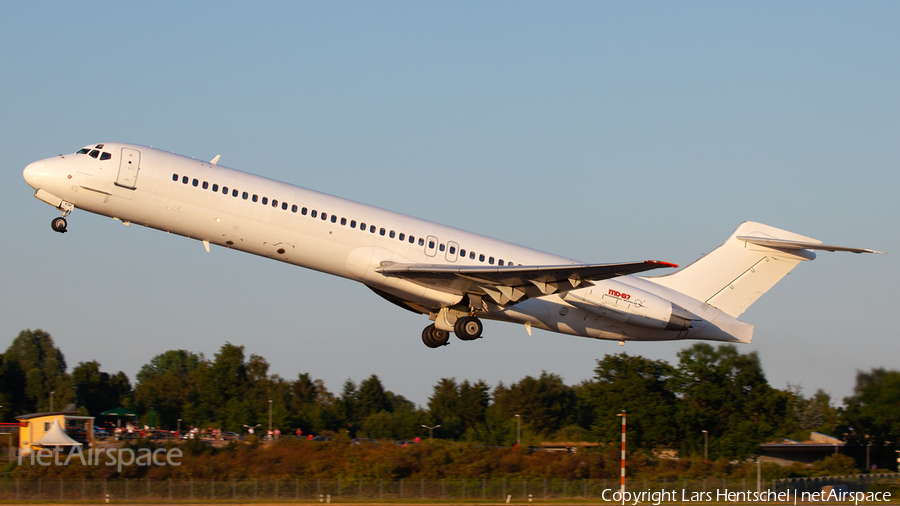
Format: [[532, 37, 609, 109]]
[[375, 260, 677, 306]]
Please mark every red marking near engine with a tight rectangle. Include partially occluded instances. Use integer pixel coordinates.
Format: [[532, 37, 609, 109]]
[[608, 289, 631, 300]]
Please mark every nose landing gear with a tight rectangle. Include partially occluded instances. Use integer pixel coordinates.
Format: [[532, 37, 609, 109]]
[[51, 216, 68, 233]]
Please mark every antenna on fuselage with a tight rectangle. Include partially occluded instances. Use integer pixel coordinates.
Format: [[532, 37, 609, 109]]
[[210, 155, 221, 165]]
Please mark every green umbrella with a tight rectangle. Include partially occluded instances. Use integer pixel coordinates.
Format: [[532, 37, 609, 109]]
[[100, 408, 138, 417]]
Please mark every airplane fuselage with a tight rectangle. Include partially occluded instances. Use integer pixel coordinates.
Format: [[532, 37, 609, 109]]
[[23, 143, 756, 346]]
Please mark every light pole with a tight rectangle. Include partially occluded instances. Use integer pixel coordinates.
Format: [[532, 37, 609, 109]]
[[421, 424, 441, 440], [268, 400, 273, 439], [702, 430, 709, 461], [50, 391, 55, 412], [177, 419, 182, 437], [617, 411, 626, 497], [514, 414, 521, 447]]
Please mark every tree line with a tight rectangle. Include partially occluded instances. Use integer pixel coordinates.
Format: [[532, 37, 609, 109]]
[[2, 329, 898, 470]]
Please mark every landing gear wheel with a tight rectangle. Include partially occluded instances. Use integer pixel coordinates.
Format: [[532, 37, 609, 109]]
[[422, 324, 450, 348], [454, 316, 483, 341], [51, 217, 68, 233]]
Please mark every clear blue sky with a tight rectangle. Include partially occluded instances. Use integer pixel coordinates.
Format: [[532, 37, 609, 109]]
[[1, 1, 897, 409]]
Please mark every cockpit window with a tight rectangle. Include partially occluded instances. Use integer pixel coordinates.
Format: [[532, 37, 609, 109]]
[[88, 150, 100, 159], [100, 152, 111, 160], [77, 148, 90, 155]]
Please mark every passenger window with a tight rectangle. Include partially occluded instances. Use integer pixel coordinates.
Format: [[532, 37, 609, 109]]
[[331, 215, 337, 223], [252, 195, 258, 202], [470, 252, 475, 259], [89, 150, 99, 159], [272, 199, 278, 207], [321, 212, 327, 220], [212, 184, 219, 192], [242, 192, 249, 199], [100, 152, 111, 160], [418, 238, 424, 246], [302, 208, 308, 215], [370, 225, 376, 233], [489, 257, 495, 264], [399, 233, 404, 241], [202, 181, 209, 189], [429, 240, 435, 248], [282, 202, 288, 210], [439, 244, 445, 252], [292, 205, 298, 213], [262, 197, 268, 205], [311, 210, 317, 218], [182, 176, 189, 184], [192, 179, 199, 187], [409, 236, 415, 243], [389, 230, 395, 238], [233, 189, 239, 197], [340, 218, 346, 225], [379, 228, 386, 236], [360, 222, 366, 230], [449, 246, 456, 254], [172, 174, 178, 181], [350, 220, 356, 228], [498, 260, 504, 266], [479, 254, 485, 262], [223, 186, 228, 194]]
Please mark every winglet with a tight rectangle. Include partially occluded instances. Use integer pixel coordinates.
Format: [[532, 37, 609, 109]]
[[210, 155, 221, 165]]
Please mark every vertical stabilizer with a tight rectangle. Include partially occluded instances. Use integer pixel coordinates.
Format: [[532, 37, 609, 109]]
[[648, 222, 819, 317]]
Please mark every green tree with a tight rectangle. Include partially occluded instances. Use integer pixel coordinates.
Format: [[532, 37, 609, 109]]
[[72, 360, 132, 415], [3, 330, 74, 414], [133, 349, 205, 429], [357, 375, 391, 419], [673, 344, 788, 459], [837, 368, 900, 470], [494, 372, 575, 437], [579, 353, 677, 448]]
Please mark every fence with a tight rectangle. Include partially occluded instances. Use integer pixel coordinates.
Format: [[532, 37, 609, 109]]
[[0, 475, 897, 502]]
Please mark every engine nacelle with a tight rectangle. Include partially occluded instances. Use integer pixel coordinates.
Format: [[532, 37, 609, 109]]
[[563, 280, 697, 331]]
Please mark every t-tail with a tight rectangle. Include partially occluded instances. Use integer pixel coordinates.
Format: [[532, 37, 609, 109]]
[[649, 221, 883, 318]]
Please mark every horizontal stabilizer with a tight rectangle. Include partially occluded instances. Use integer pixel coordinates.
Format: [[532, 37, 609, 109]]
[[736, 236, 885, 254]]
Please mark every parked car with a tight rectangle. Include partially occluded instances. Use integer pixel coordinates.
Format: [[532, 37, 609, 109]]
[[312, 435, 333, 442]]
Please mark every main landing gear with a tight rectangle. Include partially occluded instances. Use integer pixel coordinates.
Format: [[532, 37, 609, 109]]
[[51, 216, 68, 233], [421, 315, 484, 348], [422, 324, 449, 348]]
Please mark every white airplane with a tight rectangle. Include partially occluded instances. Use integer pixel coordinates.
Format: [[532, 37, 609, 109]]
[[23, 143, 882, 348]]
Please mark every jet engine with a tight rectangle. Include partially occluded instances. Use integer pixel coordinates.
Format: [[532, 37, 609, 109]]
[[563, 281, 697, 331]]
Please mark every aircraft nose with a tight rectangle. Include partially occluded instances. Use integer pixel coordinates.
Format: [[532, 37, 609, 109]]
[[23, 162, 44, 190]]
